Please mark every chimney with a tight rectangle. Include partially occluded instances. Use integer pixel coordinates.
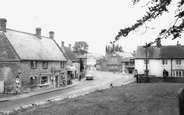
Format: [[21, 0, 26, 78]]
[[49, 31, 54, 39], [36, 27, 41, 38], [0, 18, 7, 32], [69, 44, 71, 49], [61, 41, 64, 47]]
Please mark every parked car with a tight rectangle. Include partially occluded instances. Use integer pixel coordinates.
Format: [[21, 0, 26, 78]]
[[86, 74, 94, 80]]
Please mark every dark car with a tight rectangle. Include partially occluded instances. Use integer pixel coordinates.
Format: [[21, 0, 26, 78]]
[[86, 74, 94, 80]]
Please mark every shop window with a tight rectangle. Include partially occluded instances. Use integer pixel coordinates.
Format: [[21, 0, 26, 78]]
[[42, 61, 48, 69], [40, 75, 49, 85], [31, 61, 37, 69]]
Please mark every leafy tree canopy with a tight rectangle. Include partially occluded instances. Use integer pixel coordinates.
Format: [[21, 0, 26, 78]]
[[73, 41, 89, 55], [112, 0, 184, 47], [106, 44, 124, 54]]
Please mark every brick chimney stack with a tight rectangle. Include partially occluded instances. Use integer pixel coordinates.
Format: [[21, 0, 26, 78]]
[[69, 44, 71, 49], [0, 18, 7, 32], [36, 27, 41, 38], [62, 41, 64, 47], [49, 31, 54, 39]]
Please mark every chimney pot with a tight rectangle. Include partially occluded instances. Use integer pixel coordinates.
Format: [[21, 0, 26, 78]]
[[49, 31, 54, 39], [36, 27, 41, 38], [62, 41, 64, 47], [0, 18, 7, 32]]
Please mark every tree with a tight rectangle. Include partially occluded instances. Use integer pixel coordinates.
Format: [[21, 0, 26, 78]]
[[79, 58, 84, 72], [73, 41, 89, 55], [106, 44, 124, 54], [112, 0, 184, 47]]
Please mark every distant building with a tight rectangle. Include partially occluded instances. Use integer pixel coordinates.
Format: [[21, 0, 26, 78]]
[[60, 42, 79, 77], [106, 52, 134, 72], [96, 57, 107, 71], [0, 18, 67, 93], [121, 57, 135, 74], [135, 43, 184, 77]]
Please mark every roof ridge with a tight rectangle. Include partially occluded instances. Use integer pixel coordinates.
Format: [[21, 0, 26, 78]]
[[6, 28, 50, 39]]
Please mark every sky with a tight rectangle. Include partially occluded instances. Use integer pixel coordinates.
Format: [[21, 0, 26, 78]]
[[1, 0, 184, 56]]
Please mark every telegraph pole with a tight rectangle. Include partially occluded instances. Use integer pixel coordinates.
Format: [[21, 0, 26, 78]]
[[145, 43, 149, 82]]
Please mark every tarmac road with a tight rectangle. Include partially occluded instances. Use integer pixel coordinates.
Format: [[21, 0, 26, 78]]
[[0, 70, 134, 111]]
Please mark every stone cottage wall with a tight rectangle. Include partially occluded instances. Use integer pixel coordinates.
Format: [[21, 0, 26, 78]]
[[0, 62, 20, 93]]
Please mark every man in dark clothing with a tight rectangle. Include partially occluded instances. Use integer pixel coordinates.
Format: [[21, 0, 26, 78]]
[[163, 69, 167, 82]]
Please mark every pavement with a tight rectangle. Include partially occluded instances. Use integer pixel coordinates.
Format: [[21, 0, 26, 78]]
[[0, 78, 85, 102]]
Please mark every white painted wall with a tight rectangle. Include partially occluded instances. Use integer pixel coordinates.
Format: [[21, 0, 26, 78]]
[[135, 59, 172, 77]]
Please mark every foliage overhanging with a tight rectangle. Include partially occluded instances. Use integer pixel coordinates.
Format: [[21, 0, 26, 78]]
[[112, 0, 184, 47]]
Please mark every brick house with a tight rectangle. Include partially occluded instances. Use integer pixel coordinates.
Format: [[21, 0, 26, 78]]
[[135, 43, 184, 77], [106, 51, 134, 72], [0, 18, 67, 93]]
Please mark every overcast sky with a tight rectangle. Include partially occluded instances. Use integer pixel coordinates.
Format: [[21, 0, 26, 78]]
[[1, 0, 184, 55]]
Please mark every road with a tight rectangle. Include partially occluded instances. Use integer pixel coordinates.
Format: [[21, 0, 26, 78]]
[[0, 70, 134, 111]]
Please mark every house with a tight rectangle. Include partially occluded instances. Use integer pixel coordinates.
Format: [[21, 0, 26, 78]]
[[60, 42, 79, 78], [135, 43, 184, 77], [0, 18, 68, 93], [121, 57, 135, 74], [106, 51, 134, 72], [96, 57, 107, 71]]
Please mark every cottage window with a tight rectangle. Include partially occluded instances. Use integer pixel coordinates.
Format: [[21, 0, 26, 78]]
[[176, 60, 182, 66], [42, 62, 48, 69], [40, 75, 49, 85], [31, 61, 37, 69], [60, 62, 65, 68], [162, 60, 168, 65], [30, 76, 37, 85], [173, 70, 183, 77]]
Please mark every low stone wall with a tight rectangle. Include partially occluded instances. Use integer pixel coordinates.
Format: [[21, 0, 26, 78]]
[[138, 76, 184, 83]]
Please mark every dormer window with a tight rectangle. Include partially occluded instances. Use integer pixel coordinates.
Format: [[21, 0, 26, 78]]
[[31, 61, 37, 69]]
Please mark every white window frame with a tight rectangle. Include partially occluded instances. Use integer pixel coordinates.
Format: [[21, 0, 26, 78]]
[[176, 60, 182, 66], [173, 70, 183, 77], [31, 61, 37, 69], [42, 61, 48, 69], [40, 75, 50, 85], [60, 62, 65, 68], [162, 60, 168, 65]]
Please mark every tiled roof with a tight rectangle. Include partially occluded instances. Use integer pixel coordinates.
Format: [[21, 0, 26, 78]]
[[122, 57, 134, 62], [4, 29, 67, 61], [135, 45, 184, 59], [114, 52, 134, 58], [61, 46, 78, 62]]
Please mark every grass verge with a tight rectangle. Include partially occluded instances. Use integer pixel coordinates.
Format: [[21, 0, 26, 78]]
[[18, 83, 184, 115]]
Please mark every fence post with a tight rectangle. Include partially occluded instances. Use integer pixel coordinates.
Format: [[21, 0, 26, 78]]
[[178, 88, 184, 115]]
